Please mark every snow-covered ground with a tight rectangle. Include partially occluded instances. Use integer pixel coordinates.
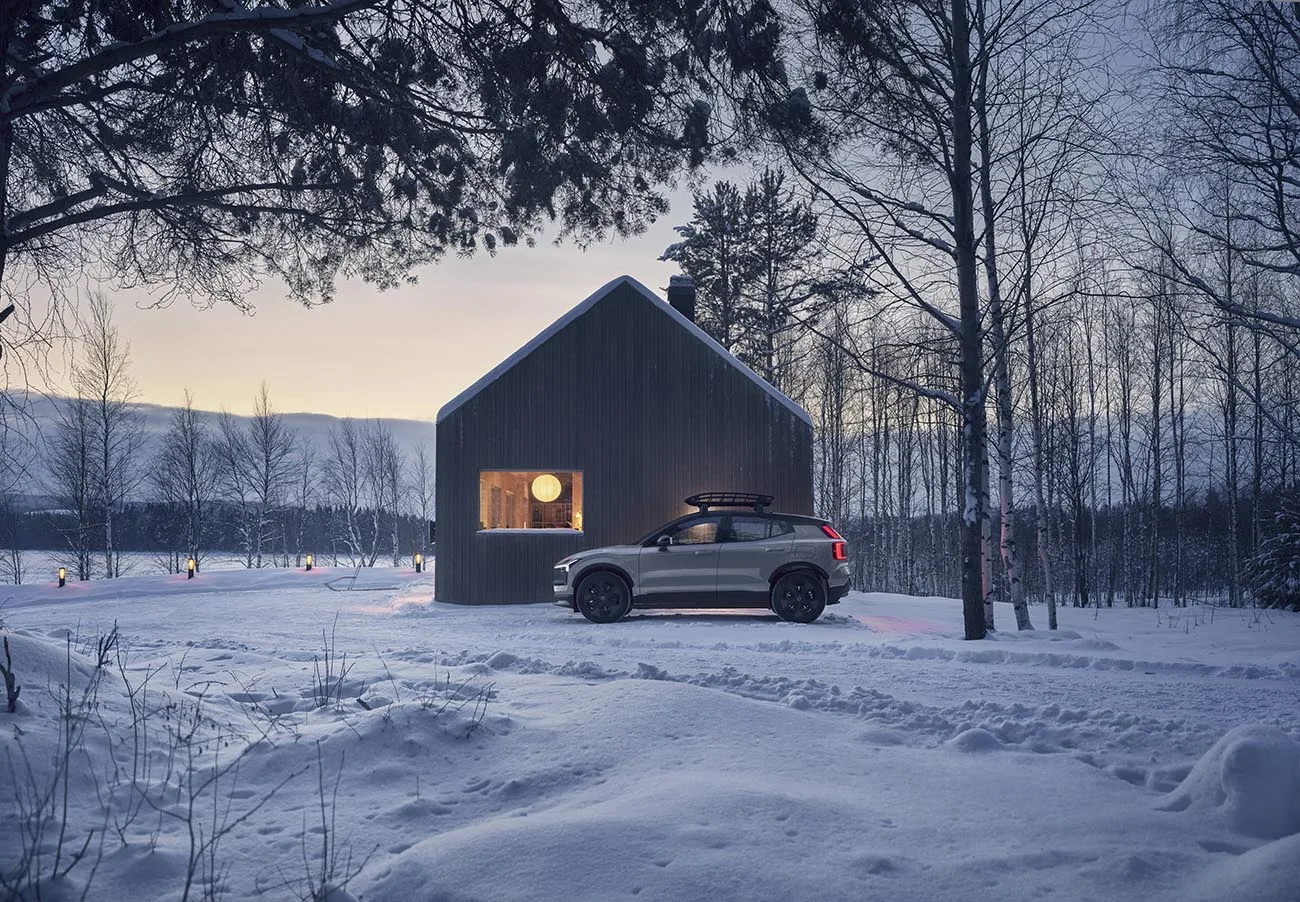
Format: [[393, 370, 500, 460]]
[[1, 567, 1298, 901]]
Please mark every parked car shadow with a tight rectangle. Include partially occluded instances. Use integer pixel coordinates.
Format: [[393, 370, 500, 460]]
[[620, 609, 781, 624]]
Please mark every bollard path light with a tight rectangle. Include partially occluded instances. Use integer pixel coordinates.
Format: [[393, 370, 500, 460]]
[[305, 553, 314, 572], [187, 558, 196, 579], [58, 567, 66, 588], [414, 552, 423, 573]]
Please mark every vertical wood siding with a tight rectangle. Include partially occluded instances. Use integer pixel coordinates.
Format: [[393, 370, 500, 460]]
[[435, 281, 814, 604]]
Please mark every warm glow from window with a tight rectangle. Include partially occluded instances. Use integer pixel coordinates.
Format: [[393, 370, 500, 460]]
[[531, 473, 562, 502], [480, 470, 583, 531]]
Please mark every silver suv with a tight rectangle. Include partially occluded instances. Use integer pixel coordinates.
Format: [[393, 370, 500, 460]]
[[552, 493, 852, 624]]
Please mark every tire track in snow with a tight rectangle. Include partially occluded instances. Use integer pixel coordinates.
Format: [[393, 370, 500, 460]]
[[438, 649, 1300, 791]]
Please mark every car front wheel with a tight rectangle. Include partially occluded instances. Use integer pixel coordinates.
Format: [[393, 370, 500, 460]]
[[576, 572, 631, 623], [771, 571, 827, 623]]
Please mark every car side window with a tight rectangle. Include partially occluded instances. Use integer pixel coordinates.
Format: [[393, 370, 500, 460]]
[[670, 517, 721, 545], [726, 516, 774, 542]]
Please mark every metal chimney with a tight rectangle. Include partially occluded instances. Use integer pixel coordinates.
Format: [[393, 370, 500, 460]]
[[667, 274, 696, 322]]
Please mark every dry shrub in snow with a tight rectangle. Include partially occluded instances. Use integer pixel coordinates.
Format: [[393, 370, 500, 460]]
[[1, 619, 493, 901]]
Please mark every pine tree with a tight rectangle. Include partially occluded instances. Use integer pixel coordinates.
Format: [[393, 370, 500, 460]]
[[738, 168, 820, 393], [1245, 498, 1300, 611], [660, 182, 751, 354], [661, 168, 822, 392]]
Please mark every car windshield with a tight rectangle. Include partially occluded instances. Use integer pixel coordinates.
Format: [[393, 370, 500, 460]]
[[637, 516, 696, 545]]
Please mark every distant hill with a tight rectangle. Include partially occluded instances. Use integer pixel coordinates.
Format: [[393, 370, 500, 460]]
[[1, 391, 436, 500]]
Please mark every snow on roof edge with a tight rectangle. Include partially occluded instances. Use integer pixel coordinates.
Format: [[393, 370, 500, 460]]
[[435, 275, 813, 428]]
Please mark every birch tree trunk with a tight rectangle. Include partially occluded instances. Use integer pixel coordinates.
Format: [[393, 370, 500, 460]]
[[1250, 285, 1264, 557], [1169, 293, 1187, 608], [1225, 314, 1241, 606], [1024, 273, 1056, 628], [1148, 280, 1165, 609], [975, 42, 1031, 629], [981, 443, 996, 630], [1086, 302, 1100, 612], [1222, 179, 1242, 607]]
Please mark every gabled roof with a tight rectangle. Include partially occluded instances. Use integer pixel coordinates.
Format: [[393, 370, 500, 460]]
[[436, 275, 813, 427]]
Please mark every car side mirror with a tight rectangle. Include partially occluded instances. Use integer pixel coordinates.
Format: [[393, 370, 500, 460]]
[[656, 534, 673, 549]]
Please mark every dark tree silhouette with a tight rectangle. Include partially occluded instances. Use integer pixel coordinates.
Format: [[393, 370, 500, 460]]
[[662, 168, 822, 394], [1246, 499, 1300, 611], [0, 0, 784, 315]]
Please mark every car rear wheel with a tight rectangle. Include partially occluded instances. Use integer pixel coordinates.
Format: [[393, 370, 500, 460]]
[[576, 572, 631, 624], [772, 571, 826, 623]]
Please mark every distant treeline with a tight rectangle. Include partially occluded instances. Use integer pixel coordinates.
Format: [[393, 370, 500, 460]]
[[0, 497, 430, 571], [1, 376, 436, 583], [841, 490, 1295, 611]]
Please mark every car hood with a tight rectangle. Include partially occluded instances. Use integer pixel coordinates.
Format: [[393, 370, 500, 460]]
[[556, 545, 640, 566]]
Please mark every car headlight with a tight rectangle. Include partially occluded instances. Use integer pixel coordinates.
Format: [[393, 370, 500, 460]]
[[553, 561, 574, 587]]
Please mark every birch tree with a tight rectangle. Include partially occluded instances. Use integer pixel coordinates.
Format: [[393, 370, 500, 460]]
[[408, 444, 435, 561], [45, 396, 96, 580], [214, 411, 255, 566], [287, 440, 317, 566], [152, 390, 216, 573], [324, 417, 371, 565], [246, 383, 296, 568], [0, 419, 30, 583], [72, 292, 145, 578], [363, 421, 404, 566], [1153, 0, 1300, 340], [769, 0, 1077, 638]]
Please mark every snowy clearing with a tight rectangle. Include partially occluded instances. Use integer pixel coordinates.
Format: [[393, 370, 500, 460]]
[[1, 567, 1298, 901]]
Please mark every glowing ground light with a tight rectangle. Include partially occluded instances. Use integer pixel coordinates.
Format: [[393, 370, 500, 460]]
[[531, 473, 562, 502]]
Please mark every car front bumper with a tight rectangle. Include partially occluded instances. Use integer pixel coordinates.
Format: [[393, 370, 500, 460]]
[[553, 575, 575, 608]]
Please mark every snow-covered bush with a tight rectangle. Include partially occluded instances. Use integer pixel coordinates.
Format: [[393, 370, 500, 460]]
[[1157, 724, 1300, 840], [1245, 498, 1300, 611]]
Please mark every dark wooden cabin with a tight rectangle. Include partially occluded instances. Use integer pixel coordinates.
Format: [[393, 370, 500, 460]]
[[434, 275, 813, 605]]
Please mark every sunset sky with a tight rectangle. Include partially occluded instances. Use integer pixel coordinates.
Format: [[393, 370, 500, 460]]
[[42, 211, 688, 423]]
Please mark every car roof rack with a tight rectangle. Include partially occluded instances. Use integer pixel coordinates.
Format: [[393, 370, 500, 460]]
[[685, 492, 775, 513]]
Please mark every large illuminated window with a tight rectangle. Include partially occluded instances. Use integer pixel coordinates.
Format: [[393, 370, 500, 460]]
[[479, 471, 583, 531]]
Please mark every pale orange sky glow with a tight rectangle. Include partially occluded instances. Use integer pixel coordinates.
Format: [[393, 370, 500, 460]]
[[43, 217, 685, 422]]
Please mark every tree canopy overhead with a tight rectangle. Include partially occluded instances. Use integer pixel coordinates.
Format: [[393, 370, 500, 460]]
[[0, 0, 784, 311]]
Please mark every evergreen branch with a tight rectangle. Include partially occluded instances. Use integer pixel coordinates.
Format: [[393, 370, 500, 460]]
[[5, 0, 382, 117]]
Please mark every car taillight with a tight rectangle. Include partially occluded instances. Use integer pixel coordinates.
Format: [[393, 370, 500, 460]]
[[821, 524, 847, 560]]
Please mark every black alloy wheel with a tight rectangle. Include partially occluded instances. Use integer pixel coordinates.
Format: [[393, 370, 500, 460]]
[[771, 571, 827, 623], [576, 571, 631, 623]]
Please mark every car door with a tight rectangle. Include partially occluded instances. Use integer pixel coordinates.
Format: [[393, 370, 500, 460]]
[[715, 515, 794, 605], [636, 515, 722, 606]]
